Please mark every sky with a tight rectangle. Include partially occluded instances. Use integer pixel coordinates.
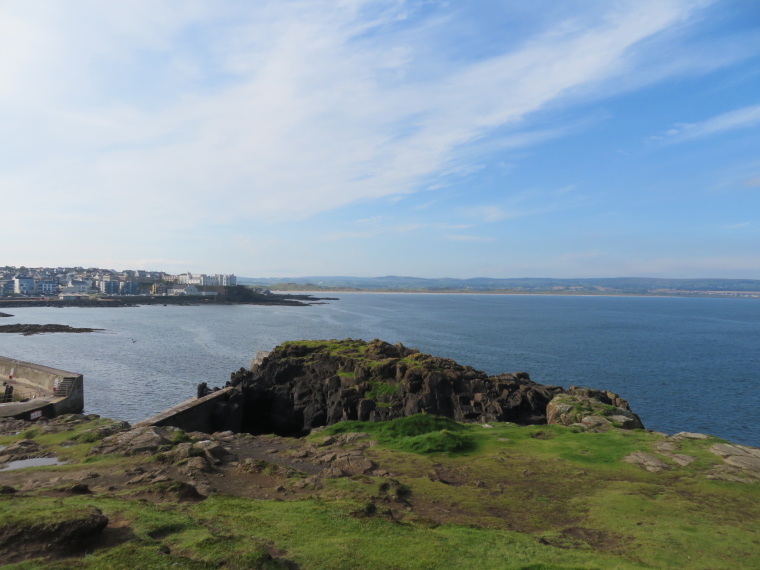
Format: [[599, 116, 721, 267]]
[[1, 0, 759, 279]]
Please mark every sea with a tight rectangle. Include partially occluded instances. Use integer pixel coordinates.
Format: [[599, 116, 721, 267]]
[[1, 293, 758, 447]]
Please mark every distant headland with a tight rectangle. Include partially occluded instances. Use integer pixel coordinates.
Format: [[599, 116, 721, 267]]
[[241, 275, 760, 298]]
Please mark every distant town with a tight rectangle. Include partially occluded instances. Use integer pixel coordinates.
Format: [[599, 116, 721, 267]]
[[0, 266, 238, 299]]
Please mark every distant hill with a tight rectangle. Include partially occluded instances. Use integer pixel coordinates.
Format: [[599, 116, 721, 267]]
[[237, 276, 760, 296]]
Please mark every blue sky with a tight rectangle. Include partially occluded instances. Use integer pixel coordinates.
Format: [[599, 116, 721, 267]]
[[1, 0, 759, 278]]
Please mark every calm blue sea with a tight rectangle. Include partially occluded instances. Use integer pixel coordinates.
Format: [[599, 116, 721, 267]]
[[1, 294, 758, 446]]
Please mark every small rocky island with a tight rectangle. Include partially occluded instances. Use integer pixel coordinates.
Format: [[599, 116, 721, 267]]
[[0, 324, 103, 336]]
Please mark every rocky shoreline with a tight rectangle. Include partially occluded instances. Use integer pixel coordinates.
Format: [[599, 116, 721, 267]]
[[0, 339, 757, 567], [0, 292, 334, 310]]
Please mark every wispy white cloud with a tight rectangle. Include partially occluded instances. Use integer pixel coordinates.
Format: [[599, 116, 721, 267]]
[[742, 175, 760, 187], [0, 0, 714, 234], [654, 103, 760, 142]]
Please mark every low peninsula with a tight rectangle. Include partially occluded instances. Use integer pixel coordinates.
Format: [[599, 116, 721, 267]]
[[0, 324, 103, 336], [0, 340, 757, 568]]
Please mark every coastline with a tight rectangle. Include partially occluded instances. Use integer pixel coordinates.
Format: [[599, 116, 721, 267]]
[[0, 292, 334, 310], [275, 288, 760, 300]]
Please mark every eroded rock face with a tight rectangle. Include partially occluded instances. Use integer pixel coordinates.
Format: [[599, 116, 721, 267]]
[[229, 339, 639, 435], [0, 506, 108, 564]]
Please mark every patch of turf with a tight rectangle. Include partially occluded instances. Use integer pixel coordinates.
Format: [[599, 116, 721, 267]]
[[325, 414, 476, 454]]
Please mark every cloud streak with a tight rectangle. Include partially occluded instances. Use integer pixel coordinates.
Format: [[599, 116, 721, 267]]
[[656, 102, 760, 142], [0, 0, 711, 232]]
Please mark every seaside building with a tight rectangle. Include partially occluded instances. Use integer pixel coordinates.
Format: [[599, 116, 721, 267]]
[[98, 280, 120, 295], [178, 273, 236, 287], [13, 276, 35, 295], [36, 280, 59, 295], [168, 284, 199, 296], [150, 282, 168, 295], [119, 281, 138, 295]]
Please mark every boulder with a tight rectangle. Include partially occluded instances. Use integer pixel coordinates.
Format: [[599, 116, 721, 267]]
[[87, 426, 175, 456], [332, 453, 375, 475], [547, 394, 644, 430]]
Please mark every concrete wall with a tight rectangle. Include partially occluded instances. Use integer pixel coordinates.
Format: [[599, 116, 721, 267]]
[[0, 356, 84, 419], [135, 386, 238, 433], [0, 356, 78, 391], [50, 376, 84, 417]]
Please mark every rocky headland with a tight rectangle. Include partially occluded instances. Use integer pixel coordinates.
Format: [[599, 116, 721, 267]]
[[227, 339, 644, 436], [0, 340, 757, 568]]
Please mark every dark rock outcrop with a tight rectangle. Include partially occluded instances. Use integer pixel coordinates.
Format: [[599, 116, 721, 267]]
[[0, 323, 103, 335], [230, 339, 641, 436]]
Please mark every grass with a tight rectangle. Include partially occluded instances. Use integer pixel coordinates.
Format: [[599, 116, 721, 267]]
[[1, 415, 758, 569], [324, 414, 477, 454], [1, 491, 634, 569], [363, 380, 397, 400]]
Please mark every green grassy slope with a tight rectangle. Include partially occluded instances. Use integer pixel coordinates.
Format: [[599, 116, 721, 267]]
[[0, 416, 757, 569]]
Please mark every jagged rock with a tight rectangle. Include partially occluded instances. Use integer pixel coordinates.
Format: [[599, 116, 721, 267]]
[[192, 440, 230, 461], [322, 466, 346, 478], [87, 426, 174, 456], [166, 442, 193, 462], [230, 339, 638, 435], [184, 456, 212, 473], [332, 453, 375, 475], [75, 420, 131, 442]]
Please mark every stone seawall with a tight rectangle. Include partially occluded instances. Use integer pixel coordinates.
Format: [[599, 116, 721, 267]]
[[135, 387, 240, 433], [0, 356, 84, 420]]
